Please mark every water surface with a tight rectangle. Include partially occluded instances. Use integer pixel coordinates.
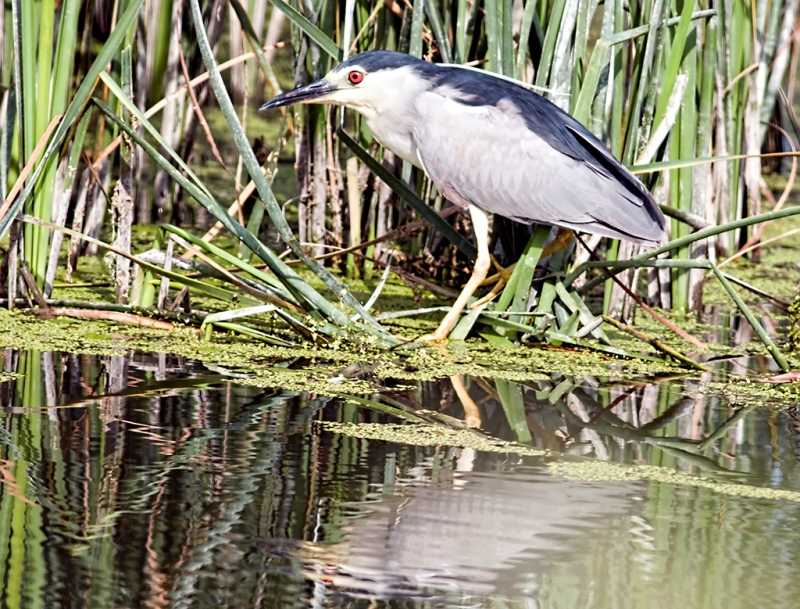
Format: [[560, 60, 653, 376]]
[[0, 348, 799, 608]]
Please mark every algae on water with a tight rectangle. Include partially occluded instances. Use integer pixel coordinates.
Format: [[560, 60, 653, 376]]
[[0, 308, 690, 390], [324, 420, 800, 504]]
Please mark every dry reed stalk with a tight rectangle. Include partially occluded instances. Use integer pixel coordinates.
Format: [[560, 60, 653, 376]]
[[153, 0, 186, 220]]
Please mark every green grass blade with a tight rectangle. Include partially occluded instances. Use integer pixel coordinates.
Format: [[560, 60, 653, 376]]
[[572, 37, 611, 124], [190, 0, 394, 341], [569, 202, 800, 295], [600, 314, 707, 370], [0, 0, 145, 242], [159, 224, 296, 301], [622, 0, 664, 164], [409, 0, 425, 58], [536, 280, 557, 314], [454, 0, 469, 63], [495, 380, 533, 444], [554, 281, 612, 345], [485, 0, 500, 73], [499, 0, 514, 75], [34, 1, 54, 145], [205, 321, 295, 346], [51, 0, 82, 115], [13, 0, 34, 162], [203, 304, 279, 325], [423, 0, 452, 63], [629, 149, 800, 174], [652, 0, 696, 134], [449, 304, 484, 340], [229, 0, 283, 94], [269, 0, 342, 60], [0, 88, 15, 198], [516, 0, 540, 78], [495, 224, 550, 316], [21, 215, 256, 305], [710, 263, 789, 371], [535, 0, 567, 89], [559, 310, 580, 337], [672, 37, 698, 310], [202, 304, 312, 344], [571, 0, 592, 109], [477, 313, 539, 334]]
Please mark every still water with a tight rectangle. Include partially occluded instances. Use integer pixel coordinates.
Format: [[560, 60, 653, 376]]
[[0, 349, 799, 608]]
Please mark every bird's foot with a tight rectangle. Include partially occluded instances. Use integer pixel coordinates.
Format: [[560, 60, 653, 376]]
[[418, 330, 450, 342], [470, 286, 501, 309], [474, 256, 514, 308], [480, 255, 515, 287], [450, 375, 482, 428], [474, 230, 575, 306]]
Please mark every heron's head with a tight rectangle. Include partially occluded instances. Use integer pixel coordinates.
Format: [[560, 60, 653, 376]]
[[260, 51, 432, 119]]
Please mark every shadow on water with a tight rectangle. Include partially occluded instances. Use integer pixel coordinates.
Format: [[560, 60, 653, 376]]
[[0, 344, 799, 608]]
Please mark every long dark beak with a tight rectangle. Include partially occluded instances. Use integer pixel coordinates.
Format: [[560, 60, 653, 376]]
[[259, 79, 338, 110]]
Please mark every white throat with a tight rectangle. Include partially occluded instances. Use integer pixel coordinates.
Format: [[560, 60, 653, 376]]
[[333, 66, 429, 167]]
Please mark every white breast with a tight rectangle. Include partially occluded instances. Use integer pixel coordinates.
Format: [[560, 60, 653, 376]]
[[365, 114, 421, 168]]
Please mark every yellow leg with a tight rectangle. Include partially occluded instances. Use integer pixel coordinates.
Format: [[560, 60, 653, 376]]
[[470, 280, 503, 309], [425, 205, 491, 341], [450, 375, 482, 428], [425, 225, 574, 340], [472, 255, 519, 308], [478, 227, 575, 295], [481, 255, 516, 287]]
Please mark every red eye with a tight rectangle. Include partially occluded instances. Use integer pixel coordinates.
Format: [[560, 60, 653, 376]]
[[348, 71, 364, 85]]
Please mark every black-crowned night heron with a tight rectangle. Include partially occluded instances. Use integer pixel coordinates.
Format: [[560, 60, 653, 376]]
[[261, 51, 667, 340]]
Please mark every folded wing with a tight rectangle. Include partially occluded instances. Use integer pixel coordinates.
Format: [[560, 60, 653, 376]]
[[412, 91, 667, 247]]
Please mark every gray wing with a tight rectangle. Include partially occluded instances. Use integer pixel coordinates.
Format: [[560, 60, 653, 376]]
[[412, 92, 666, 246]]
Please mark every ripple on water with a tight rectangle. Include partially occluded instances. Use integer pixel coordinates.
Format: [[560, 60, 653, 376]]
[[0, 348, 799, 608]]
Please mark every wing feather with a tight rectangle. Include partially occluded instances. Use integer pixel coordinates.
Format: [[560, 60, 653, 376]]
[[412, 92, 666, 246]]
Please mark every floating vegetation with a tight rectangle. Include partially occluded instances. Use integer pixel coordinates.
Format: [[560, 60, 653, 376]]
[[701, 378, 800, 408], [378, 340, 685, 381], [0, 308, 691, 385], [235, 370, 387, 395], [549, 462, 800, 504], [322, 422, 550, 457], [325, 421, 800, 504], [0, 372, 21, 383], [0, 308, 357, 367]]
